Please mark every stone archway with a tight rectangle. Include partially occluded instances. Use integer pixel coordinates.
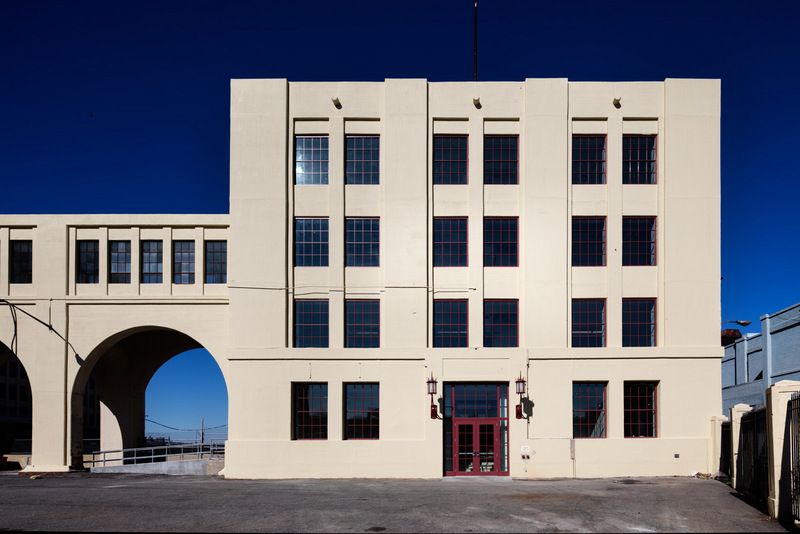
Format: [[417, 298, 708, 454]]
[[0, 341, 32, 467]]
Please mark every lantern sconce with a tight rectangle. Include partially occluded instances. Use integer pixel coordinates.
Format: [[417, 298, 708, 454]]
[[426, 373, 440, 419], [332, 97, 342, 109], [515, 373, 527, 419]]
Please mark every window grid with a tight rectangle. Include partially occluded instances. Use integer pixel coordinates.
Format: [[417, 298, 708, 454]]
[[9, 240, 32, 284], [484, 135, 518, 185], [108, 240, 131, 284], [573, 382, 607, 438], [172, 240, 195, 285], [483, 299, 519, 348], [345, 218, 379, 267], [483, 217, 518, 267], [622, 298, 657, 347], [344, 383, 379, 440], [572, 217, 606, 267], [345, 299, 380, 348], [572, 299, 606, 348], [623, 135, 657, 184], [294, 299, 329, 348], [346, 135, 380, 185], [294, 218, 329, 267], [624, 381, 658, 438], [623, 217, 656, 266], [433, 135, 468, 185], [76, 240, 99, 284], [433, 217, 468, 267], [433, 299, 469, 348], [293, 383, 328, 440], [572, 135, 606, 184], [141, 240, 163, 284], [204, 240, 227, 284], [295, 135, 329, 185]]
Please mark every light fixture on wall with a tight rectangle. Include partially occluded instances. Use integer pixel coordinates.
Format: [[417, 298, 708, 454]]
[[473, 97, 481, 109], [332, 97, 342, 109], [515, 373, 527, 419], [426, 374, 439, 419], [613, 97, 622, 109]]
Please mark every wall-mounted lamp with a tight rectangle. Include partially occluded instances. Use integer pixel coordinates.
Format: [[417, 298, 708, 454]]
[[612, 97, 622, 109], [473, 97, 482, 109], [515, 373, 527, 419], [426, 374, 439, 419], [332, 97, 342, 109]]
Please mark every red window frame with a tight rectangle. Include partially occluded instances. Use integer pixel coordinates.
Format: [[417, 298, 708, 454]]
[[345, 135, 380, 185], [293, 299, 330, 348], [571, 298, 606, 348], [433, 299, 469, 348], [483, 134, 518, 185], [572, 216, 606, 267], [345, 217, 380, 267], [344, 299, 380, 348], [622, 216, 657, 266], [622, 134, 657, 185], [622, 298, 657, 347], [483, 217, 519, 267], [343, 382, 380, 440], [433, 216, 469, 267], [292, 382, 328, 440], [572, 382, 608, 438], [572, 134, 607, 185], [483, 299, 519, 348], [433, 135, 468, 185], [295, 135, 330, 185], [623, 381, 658, 438]]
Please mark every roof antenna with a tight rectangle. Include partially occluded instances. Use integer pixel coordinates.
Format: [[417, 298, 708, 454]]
[[473, 0, 478, 81]]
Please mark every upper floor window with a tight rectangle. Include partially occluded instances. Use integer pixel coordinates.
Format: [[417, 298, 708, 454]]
[[484, 299, 518, 348], [433, 217, 468, 267], [622, 298, 656, 347], [483, 217, 518, 267], [294, 218, 329, 267], [346, 135, 379, 185], [345, 218, 379, 267], [433, 299, 468, 348], [573, 382, 607, 438], [624, 381, 658, 438], [9, 240, 32, 284], [295, 135, 329, 185], [572, 217, 606, 267], [623, 217, 656, 266], [108, 240, 131, 284], [294, 299, 329, 348], [204, 240, 227, 284], [572, 135, 606, 184], [433, 135, 468, 185], [76, 240, 99, 284], [484, 135, 518, 184], [623, 135, 657, 184], [172, 240, 195, 285], [345, 299, 380, 348], [572, 299, 605, 347], [141, 240, 163, 284], [344, 383, 380, 440], [292, 382, 328, 440]]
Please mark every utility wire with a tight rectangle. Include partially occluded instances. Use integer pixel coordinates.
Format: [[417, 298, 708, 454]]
[[1, 299, 81, 360], [145, 417, 227, 432]]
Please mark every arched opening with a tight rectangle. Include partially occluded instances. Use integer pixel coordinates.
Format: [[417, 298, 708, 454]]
[[0, 341, 32, 469]]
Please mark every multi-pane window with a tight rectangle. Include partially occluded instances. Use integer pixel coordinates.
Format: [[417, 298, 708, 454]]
[[573, 382, 607, 438], [345, 218, 379, 267], [295, 135, 329, 185], [294, 218, 329, 267], [624, 381, 658, 438], [141, 240, 163, 284], [204, 240, 227, 284], [572, 299, 606, 348], [108, 240, 131, 284], [344, 383, 379, 440], [623, 135, 657, 184], [76, 240, 99, 284], [484, 135, 518, 185], [483, 299, 518, 348], [433, 217, 468, 267], [172, 240, 195, 285], [572, 217, 606, 267], [292, 383, 328, 440], [345, 299, 380, 348], [622, 298, 656, 347], [433, 135, 468, 185], [572, 135, 606, 184], [346, 135, 379, 185], [433, 299, 468, 348], [623, 217, 656, 266], [9, 240, 32, 284], [294, 299, 329, 348], [483, 217, 518, 267]]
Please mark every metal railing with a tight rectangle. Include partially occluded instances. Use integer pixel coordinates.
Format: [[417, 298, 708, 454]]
[[84, 441, 225, 468]]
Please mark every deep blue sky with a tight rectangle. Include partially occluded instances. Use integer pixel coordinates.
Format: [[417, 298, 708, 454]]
[[2, 1, 798, 433]]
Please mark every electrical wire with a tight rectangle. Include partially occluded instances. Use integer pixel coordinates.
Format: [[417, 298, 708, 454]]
[[144, 417, 227, 432], [1, 298, 81, 359]]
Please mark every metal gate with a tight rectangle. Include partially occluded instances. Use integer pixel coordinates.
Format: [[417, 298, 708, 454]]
[[720, 421, 731, 478], [789, 392, 800, 520], [738, 407, 768, 506]]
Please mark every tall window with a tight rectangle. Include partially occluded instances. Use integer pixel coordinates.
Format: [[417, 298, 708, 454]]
[[623, 217, 656, 266], [172, 240, 195, 285], [295, 135, 329, 185], [572, 299, 605, 348], [484, 135, 518, 185], [345, 299, 380, 348], [204, 240, 227, 284], [141, 240, 163, 284], [483, 217, 518, 267], [483, 299, 518, 348], [346, 135, 379, 185], [433, 135, 468, 185], [572, 217, 606, 267], [345, 218, 379, 267], [344, 383, 379, 440], [622, 298, 656, 347], [294, 299, 329, 348], [294, 218, 329, 267], [433, 299, 468, 348], [433, 217, 468, 267], [573, 382, 607, 438], [624, 381, 658, 438], [292, 383, 328, 440], [623, 135, 657, 184], [76, 240, 99, 284], [9, 240, 32, 284], [108, 240, 131, 284], [572, 135, 606, 184]]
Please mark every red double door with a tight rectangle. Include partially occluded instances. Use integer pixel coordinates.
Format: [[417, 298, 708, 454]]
[[445, 383, 508, 476]]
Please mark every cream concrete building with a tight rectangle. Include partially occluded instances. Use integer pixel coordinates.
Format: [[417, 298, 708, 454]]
[[0, 78, 723, 478]]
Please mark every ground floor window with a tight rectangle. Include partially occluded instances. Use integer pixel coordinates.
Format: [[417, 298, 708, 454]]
[[624, 381, 658, 438], [292, 383, 328, 440], [343, 383, 379, 440], [572, 382, 607, 438]]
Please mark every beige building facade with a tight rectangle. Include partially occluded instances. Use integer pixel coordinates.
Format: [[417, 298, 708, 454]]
[[0, 78, 722, 478]]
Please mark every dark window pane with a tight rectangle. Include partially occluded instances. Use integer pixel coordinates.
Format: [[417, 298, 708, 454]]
[[433, 217, 468, 267], [293, 383, 328, 439], [345, 135, 380, 185], [204, 240, 227, 284], [573, 382, 607, 438], [483, 217, 518, 267], [622, 299, 656, 347], [623, 135, 657, 184], [484, 135, 518, 185], [344, 383, 379, 439], [433, 300, 468, 348], [76, 240, 99, 284], [345, 300, 380, 348], [572, 135, 606, 184], [172, 240, 195, 285], [624, 381, 657, 437], [294, 300, 329, 348], [572, 217, 606, 266], [141, 240, 163, 284], [345, 218, 379, 267], [483, 300, 518, 347], [108, 240, 131, 284], [623, 217, 656, 266], [433, 135, 468, 185], [9, 240, 32, 284], [572, 299, 605, 347], [294, 218, 329, 267], [295, 135, 329, 185]]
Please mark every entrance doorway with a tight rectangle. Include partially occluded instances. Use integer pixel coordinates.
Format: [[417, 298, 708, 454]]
[[444, 383, 509, 476]]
